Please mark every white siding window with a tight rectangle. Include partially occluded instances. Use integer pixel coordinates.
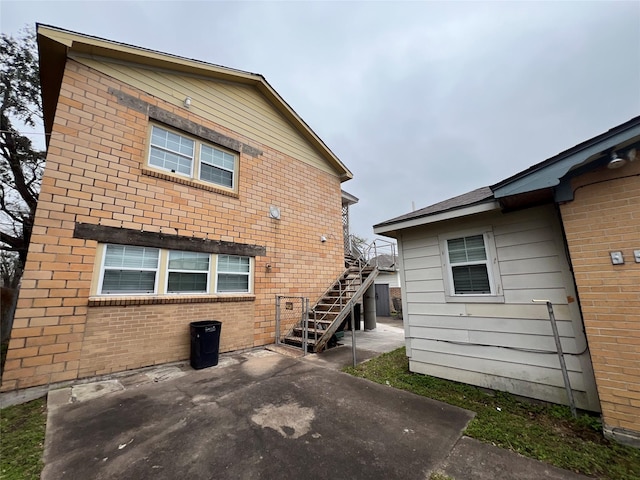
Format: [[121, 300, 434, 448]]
[[100, 245, 160, 294], [166, 251, 210, 293], [148, 125, 237, 190], [440, 230, 503, 303], [447, 235, 491, 294], [216, 255, 250, 293]]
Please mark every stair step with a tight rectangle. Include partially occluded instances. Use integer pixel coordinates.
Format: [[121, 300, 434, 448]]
[[306, 319, 332, 326], [293, 327, 325, 336], [284, 336, 317, 347]]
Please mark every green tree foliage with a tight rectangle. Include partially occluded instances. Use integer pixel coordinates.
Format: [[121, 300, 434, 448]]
[[0, 28, 45, 282]]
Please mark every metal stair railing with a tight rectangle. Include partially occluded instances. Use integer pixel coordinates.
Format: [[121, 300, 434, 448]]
[[280, 238, 396, 353], [312, 267, 378, 352]]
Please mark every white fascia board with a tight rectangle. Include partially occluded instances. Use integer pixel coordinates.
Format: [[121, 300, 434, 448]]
[[373, 200, 500, 235]]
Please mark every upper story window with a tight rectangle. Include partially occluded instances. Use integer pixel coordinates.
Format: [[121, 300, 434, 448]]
[[148, 125, 237, 190], [439, 230, 504, 303]]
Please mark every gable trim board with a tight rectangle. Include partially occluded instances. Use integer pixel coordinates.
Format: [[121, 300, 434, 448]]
[[37, 24, 352, 181]]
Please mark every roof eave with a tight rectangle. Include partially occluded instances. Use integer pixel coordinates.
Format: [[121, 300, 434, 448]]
[[36, 24, 352, 179], [492, 117, 640, 198], [374, 200, 500, 235]]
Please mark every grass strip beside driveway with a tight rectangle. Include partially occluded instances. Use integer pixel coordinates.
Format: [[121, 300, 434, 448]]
[[344, 347, 640, 480], [0, 397, 46, 480]]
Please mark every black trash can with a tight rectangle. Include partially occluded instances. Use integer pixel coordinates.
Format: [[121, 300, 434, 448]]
[[190, 320, 222, 369]]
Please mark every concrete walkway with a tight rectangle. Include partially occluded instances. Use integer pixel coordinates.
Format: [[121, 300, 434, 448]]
[[41, 319, 591, 480]]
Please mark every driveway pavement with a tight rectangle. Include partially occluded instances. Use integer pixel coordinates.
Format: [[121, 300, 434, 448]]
[[40, 319, 592, 480], [43, 350, 473, 479]]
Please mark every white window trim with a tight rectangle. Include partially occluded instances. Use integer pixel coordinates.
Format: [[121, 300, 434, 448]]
[[439, 229, 504, 304], [147, 124, 238, 192], [165, 251, 212, 294], [98, 245, 160, 295], [96, 245, 253, 297], [215, 255, 253, 294], [199, 144, 235, 189]]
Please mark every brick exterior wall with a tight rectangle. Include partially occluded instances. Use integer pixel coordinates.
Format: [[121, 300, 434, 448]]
[[1, 59, 346, 391], [559, 160, 640, 439]]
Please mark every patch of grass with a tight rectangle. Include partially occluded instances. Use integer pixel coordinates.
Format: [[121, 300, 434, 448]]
[[0, 397, 47, 480], [344, 347, 640, 480]]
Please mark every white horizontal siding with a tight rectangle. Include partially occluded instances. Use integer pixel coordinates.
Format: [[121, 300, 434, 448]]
[[410, 348, 586, 391], [397, 204, 599, 411]]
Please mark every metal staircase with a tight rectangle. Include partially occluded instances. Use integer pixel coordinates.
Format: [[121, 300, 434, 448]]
[[280, 238, 395, 353]]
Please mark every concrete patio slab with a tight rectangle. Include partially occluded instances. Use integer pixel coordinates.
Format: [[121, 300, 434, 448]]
[[42, 351, 474, 480]]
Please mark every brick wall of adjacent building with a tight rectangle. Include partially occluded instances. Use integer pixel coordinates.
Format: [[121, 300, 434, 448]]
[[1, 59, 345, 391], [559, 159, 640, 440]]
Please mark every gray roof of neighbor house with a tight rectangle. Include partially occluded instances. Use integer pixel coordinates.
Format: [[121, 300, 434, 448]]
[[374, 115, 640, 235], [373, 186, 494, 230], [492, 115, 640, 198]]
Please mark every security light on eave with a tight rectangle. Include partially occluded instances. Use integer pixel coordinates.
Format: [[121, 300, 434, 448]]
[[607, 148, 636, 169], [607, 152, 626, 169]]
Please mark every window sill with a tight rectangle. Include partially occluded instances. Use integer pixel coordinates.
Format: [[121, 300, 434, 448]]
[[88, 294, 255, 307], [141, 168, 239, 198], [445, 294, 505, 304]]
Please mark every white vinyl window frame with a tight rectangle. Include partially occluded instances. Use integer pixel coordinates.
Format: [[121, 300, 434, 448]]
[[165, 251, 211, 294], [95, 245, 254, 297], [215, 255, 252, 293], [147, 124, 238, 191], [439, 229, 504, 304], [98, 245, 160, 295]]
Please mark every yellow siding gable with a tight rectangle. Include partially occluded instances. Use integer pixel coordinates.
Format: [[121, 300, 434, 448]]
[[73, 55, 338, 176]]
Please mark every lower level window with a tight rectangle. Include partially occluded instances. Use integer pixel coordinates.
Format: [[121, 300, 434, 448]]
[[439, 230, 504, 303], [167, 251, 210, 293], [217, 255, 250, 293], [447, 235, 491, 294], [96, 244, 252, 296], [101, 245, 160, 294]]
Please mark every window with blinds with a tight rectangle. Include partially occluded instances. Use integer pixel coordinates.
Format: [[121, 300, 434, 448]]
[[96, 244, 252, 296], [101, 245, 159, 294], [447, 235, 492, 294], [216, 255, 250, 293]]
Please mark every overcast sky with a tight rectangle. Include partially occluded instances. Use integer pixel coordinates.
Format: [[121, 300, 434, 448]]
[[2, 1, 639, 240]]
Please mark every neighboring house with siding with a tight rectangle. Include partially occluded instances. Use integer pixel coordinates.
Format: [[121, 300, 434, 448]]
[[374, 116, 640, 446], [371, 254, 401, 316], [1, 25, 353, 392]]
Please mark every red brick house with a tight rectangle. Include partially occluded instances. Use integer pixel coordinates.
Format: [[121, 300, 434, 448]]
[[1, 25, 353, 392]]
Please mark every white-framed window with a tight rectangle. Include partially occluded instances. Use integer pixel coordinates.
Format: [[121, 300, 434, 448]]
[[440, 230, 504, 303], [166, 251, 210, 293], [99, 245, 160, 294], [148, 124, 237, 190], [216, 255, 251, 293], [95, 245, 253, 296]]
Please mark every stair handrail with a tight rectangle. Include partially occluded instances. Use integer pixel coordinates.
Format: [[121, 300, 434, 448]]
[[312, 238, 394, 324]]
